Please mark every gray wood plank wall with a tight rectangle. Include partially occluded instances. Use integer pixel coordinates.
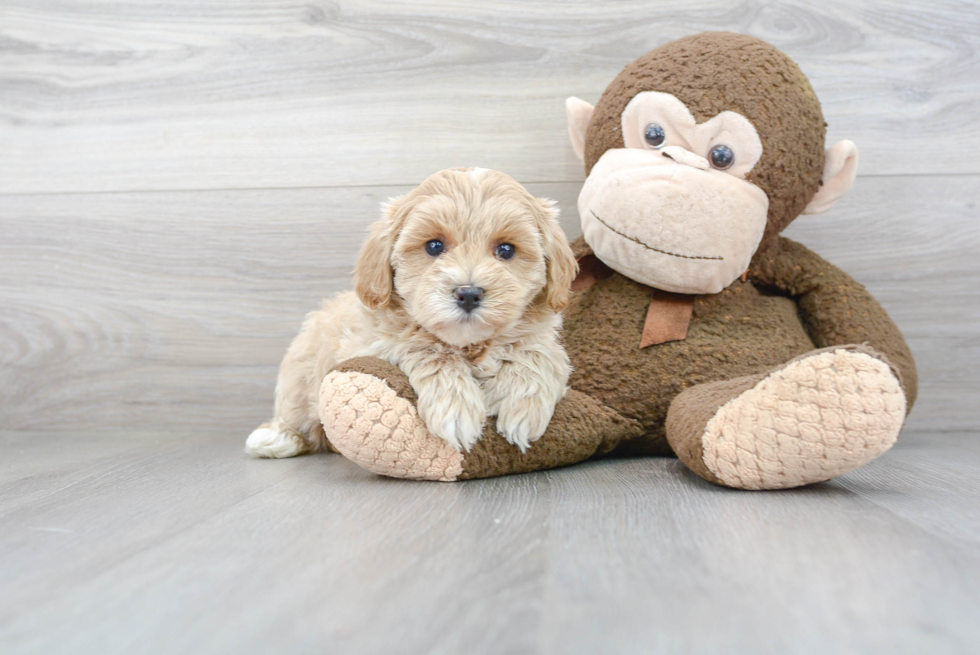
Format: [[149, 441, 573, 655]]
[[1, 1, 978, 435]]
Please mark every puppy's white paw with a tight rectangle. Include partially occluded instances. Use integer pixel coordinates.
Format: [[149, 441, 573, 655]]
[[496, 396, 553, 453], [245, 427, 307, 459], [439, 412, 485, 452], [419, 395, 486, 453]]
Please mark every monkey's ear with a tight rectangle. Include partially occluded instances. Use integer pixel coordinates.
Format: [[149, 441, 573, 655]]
[[803, 140, 859, 215], [565, 97, 595, 162], [354, 196, 407, 309]]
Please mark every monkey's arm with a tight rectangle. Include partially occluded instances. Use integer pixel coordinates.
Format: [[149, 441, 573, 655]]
[[751, 237, 918, 409], [318, 357, 642, 481]]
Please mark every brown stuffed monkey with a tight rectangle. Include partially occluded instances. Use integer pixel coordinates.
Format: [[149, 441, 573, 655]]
[[317, 32, 917, 490]]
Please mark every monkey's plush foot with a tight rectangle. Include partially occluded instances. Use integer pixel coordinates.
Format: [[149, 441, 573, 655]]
[[666, 345, 907, 490], [319, 357, 641, 481]]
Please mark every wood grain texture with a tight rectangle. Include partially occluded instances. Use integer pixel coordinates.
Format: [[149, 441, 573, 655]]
[[2, 176, 976, 433], [1, 0, 979, 194], [1, 429, 978, 654]]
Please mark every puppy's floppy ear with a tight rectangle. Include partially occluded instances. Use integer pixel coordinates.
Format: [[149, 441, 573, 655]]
[[354, 195, 408, 309], [534, 198, 578, 312]]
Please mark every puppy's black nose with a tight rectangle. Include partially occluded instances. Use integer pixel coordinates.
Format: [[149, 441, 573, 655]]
[[454, 286, 484, 313]]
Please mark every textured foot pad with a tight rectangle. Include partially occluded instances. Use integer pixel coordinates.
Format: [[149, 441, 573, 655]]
[[319, 370, 464, 481], [702, 349, 907, 490]]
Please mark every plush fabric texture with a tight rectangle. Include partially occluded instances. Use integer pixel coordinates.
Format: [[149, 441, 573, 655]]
[[584, 31, 826, 256], [321, 361, 464, 481], [458, 389, 641, 480], [666, 345, 906, 490], [701, 348, 905, 489], [562, 236, 917, 458], [564, 237, 817, 455], [335, 356, 420, 403], [664, 372, 765, 486], [565, 96, 594, 161], [579, 147, 770, 294], [322, 357, 643, 481], [802, 140, 859, 215], [619, 92, 765, 180], [640, 291, 695, 347], [750, 238, 918, 405]]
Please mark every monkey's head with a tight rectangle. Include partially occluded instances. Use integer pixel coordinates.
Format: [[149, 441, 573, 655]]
[[566, 32, 858, 294]]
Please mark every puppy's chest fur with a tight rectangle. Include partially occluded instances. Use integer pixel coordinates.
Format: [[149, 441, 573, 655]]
[[460, 342, 505, 382], [357, 309, 512, 385]]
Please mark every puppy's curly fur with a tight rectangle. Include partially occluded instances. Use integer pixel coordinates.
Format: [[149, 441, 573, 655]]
[[246, 168, 578, 458]]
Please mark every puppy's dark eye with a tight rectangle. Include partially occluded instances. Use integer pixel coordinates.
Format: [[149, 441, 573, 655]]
[[644, 123, 666, 149], [709, 144, 735, 170], [495, 243, 516, 260], [425, 239, 445, 256]]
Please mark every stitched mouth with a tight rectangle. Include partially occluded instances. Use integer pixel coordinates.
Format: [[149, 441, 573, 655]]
[[590, 209, 723, 261]]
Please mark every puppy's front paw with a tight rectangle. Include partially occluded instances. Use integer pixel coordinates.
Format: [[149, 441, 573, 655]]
[[419, 393, 486, 452], [496, 395, 554, 453]]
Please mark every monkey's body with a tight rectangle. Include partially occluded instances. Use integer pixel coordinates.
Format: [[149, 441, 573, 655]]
[[556, 235, 916, 488], [311, 32, 918, 490], [563, 242, 816, 458]]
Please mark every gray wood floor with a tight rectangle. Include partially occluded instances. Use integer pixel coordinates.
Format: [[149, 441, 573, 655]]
[[1, 430, 979, 654], [2, 1, 980, 653]]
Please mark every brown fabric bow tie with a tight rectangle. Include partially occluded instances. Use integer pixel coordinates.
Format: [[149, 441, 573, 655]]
[[572, 254, 696, 348]]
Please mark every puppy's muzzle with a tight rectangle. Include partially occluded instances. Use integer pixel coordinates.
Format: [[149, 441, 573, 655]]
[[454, 286, 484, 313]]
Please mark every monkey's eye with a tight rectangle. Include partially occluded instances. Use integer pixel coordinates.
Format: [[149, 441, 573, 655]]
[[643, 123, 666, 149], [425, 239, 445, 256], [495, 243, 516, 260], [709, 144, 735, 170]]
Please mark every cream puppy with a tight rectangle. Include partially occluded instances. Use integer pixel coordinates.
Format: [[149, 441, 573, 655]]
[[246, 168, 578, 458]]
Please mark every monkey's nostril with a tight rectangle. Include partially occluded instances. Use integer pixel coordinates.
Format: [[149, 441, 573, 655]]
[[454, 286, 485, 313]]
